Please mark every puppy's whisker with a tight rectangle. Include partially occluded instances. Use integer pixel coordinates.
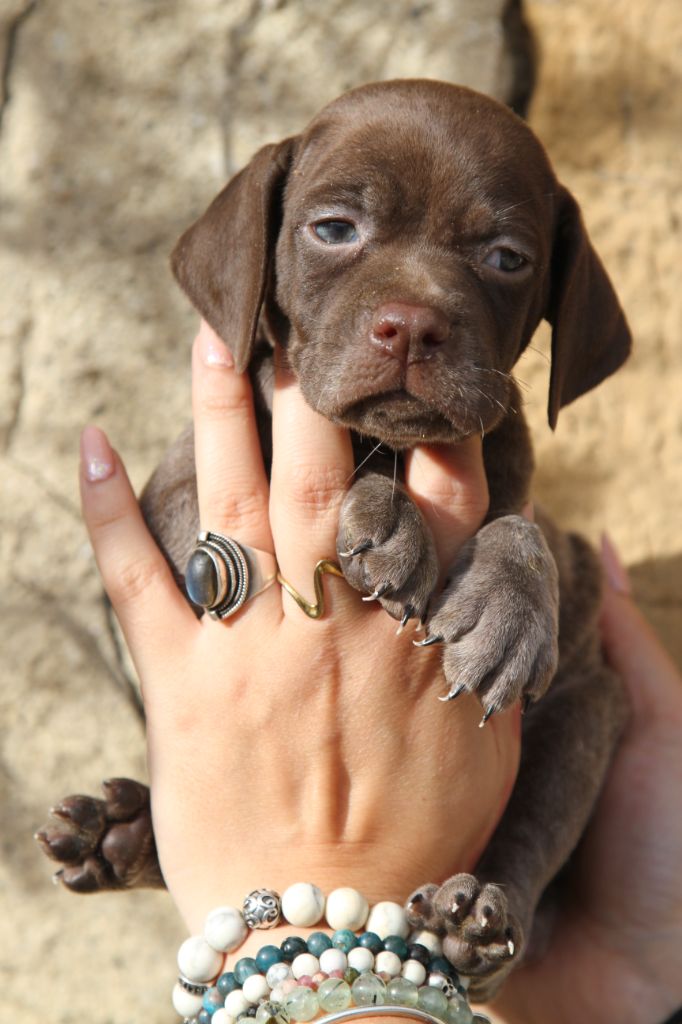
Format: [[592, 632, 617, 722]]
[[469, 383, 506, 414], [496, 190, 557, 218], [527, 344, 550, 365], [472, 364, 513, 381], [347, 440, 384, 482]]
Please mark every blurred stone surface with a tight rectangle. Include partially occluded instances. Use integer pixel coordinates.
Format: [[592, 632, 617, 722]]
[[0, 0, 679, 1020]]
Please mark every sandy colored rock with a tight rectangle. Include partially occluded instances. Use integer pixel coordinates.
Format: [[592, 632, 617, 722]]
[[0, 0, 679, 1021]]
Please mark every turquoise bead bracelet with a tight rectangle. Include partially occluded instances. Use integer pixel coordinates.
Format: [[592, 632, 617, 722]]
[[174, 926, 491, 1024], [172, 884, 493, 1024]]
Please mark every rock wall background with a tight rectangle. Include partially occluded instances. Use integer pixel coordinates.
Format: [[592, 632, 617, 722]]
[[1, 1, 679, 1020]]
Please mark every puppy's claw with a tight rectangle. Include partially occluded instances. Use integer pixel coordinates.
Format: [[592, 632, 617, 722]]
[[362, 584, 389, 602], [396, 606, 416, 636], [507, 939, 515, 956], [439, 683, 467, 703], [478, 705, 496, 728], [413, 634, 443, 648], [339, 540, 374, 558]]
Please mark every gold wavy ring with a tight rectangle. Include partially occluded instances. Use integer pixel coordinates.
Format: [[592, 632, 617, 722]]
[[277, 559, 344, 619]]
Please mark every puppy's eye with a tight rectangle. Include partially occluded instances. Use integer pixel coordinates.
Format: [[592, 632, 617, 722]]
[[484, 247, 527, 272], [312, 219, 359, 245]]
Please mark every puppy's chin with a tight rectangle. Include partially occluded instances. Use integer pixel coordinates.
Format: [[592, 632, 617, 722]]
[[332, 393, 475, 448]]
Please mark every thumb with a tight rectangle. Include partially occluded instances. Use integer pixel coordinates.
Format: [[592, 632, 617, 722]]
[[600, 534, 681, 719]]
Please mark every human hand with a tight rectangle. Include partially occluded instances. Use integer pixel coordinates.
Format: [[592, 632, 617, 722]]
[[487, 536, 682, 1024], [78, 321, 521, 936]]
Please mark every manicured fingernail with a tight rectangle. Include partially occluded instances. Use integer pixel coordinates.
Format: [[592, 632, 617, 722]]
[[600, 532, 631, 595], [81, 425, 114, 483], [199, 324, 233, 367]]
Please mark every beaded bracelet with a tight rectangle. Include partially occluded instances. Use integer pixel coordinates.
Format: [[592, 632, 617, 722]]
[[172, 884, 489, 1024]]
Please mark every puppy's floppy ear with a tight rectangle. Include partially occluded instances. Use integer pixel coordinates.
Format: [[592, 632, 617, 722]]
[[171, 137, 297, 372], [546, 186, 631, 429]]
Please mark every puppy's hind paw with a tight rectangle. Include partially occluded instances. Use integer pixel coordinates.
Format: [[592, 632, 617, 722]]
[[405, 882, 444, 933], [431, 873, 522, 1000], [35, 778, 164, 892]]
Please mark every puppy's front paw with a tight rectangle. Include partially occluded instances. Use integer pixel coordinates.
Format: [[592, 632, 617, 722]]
[[35, 778, 163, 892], [423, 516, 558, 719], [431, 874, 522, 999], [337, 473, 438, 625]]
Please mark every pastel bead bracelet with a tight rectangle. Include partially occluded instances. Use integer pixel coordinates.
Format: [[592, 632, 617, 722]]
[[172, 884, 491, 1024]]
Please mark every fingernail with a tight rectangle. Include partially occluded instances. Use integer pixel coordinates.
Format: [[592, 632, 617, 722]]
[[81, 425, 114, 483], [600, 532, 631, 596], [199, 324, 233, 367], [521, 501, 535, 522]]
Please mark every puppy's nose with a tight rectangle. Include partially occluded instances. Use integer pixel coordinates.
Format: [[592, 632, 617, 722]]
[[370, 303, 449, 363]]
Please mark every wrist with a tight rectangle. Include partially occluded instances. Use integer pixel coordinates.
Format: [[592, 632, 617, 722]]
[[172, 885, 487, 1024]]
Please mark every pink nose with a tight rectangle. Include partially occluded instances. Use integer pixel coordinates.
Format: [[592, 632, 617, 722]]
[[370, 303, 449, 363]]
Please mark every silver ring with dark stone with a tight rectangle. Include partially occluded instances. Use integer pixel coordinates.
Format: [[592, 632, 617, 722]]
[[185, 531, 277, 620]]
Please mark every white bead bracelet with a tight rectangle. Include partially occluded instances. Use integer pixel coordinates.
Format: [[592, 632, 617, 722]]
[[172, 882, 492, 1024]]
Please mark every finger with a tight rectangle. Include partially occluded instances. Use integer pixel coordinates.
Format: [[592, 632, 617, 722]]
[[79, 426, 194, 676], [269, 363, 355, 614], [600, 534, 681, 716], [404, 436, 489, 571], [192, 322, 272, 553]]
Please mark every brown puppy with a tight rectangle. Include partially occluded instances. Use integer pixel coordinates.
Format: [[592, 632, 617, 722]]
[[38, 81, 631, 1000]]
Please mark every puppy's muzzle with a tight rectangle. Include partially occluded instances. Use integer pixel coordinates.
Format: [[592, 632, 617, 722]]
[[369, 302, 450, 365]]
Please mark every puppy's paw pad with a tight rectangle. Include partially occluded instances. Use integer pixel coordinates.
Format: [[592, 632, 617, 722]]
[[36, 778, 161, 892], [433, 874, 522, 981], [405, 882, 443, 932], [338, 473, 438, 622]]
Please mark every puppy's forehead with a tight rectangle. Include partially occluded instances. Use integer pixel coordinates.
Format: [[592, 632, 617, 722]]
[[288, 81, 557, 227]]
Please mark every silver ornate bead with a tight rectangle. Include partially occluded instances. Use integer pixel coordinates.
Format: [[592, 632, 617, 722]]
[[243, 888, 282, 929], [428, 971, 457, 998]]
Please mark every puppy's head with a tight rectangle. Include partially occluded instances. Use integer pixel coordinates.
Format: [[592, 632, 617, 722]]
[[172, 80, 630, 443]]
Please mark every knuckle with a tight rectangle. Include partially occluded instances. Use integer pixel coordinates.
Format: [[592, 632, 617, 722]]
[[424, 480, 489, 533], [89, 506, 128, 534], [197, 386, 252, 422], [460, 487, 490, 531], [206, 485, 267, 531], [286, 464, 348, 515], [106, 556, 167, 609]]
